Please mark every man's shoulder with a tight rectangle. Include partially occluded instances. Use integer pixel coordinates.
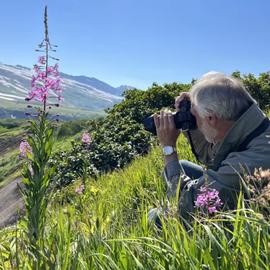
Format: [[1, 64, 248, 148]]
[[237, 117, 270, 152]]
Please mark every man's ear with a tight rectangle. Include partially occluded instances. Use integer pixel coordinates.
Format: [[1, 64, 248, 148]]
[[206, 114, 218, 128]]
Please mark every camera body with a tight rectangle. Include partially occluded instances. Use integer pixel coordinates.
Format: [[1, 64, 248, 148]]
[[143, 99, 197, 135]]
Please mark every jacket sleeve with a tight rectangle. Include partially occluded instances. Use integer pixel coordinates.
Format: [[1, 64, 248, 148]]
[[183, 129, 214, 165], [163, 159, 190, 198]]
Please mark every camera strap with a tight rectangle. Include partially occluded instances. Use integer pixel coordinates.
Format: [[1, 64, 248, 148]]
[[237, 117, 270, 152], [186, 131, 200, 162]]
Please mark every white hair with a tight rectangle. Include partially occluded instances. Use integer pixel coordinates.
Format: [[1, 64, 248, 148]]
[[191, 72, 256, 121]]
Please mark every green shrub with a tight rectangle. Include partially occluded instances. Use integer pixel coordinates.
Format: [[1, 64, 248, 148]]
[[232, 71, 270, 111], [50, 83, 189, 188], [57, 119, 101, 138]]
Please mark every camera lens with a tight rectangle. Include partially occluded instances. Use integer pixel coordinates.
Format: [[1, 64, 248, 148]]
[[143, 116, 157, 135], [143, 98, 197, 134]]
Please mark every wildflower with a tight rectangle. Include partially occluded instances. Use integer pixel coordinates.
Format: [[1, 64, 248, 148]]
[[26, 56, 62, 104], [75, 183, 85, 194], [195, 186, 223, 214], [19, 140, 32, 158], [82, 132, 91, 144]]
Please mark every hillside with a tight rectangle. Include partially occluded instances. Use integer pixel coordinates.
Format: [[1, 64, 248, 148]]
[[0, 138, 269, 269], [0, 76, 269, 269], [0, 119, 27, 187]]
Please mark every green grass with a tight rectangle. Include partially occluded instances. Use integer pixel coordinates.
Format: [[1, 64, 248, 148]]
[[0, 136, 269, 269]]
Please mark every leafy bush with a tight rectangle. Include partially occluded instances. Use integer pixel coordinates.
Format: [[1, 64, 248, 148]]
[[50, 83, 189, 187], [51, 117, 151, 187], [232, 71, 270, 110], [57, 119, 100, 138]]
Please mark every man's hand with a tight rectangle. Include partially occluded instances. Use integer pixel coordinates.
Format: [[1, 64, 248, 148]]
[[153, 109, 180, 147], [174, 92, 191, 112]]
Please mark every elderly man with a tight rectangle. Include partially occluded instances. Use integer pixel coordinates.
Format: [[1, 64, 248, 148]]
[[153, 72, 270, 219]]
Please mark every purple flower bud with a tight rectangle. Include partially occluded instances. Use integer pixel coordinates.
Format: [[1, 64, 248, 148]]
[[82, 132, 91, 144], [38, 56, 46, 65], [75, 183, 85, 194], [19, 140, 32, 158]]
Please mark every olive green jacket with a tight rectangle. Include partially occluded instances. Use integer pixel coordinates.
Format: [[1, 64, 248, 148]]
[[163, 104, 270, 217]]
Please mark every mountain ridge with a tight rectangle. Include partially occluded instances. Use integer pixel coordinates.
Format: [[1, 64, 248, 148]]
[[0, 62, 134, 119]]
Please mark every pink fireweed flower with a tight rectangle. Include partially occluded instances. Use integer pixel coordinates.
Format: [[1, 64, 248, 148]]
[[75, 183, 85, 194], [19, 140, 32, 158], [82, 132, 91, 144], [195, 186, 223, 214], [46, 66, 54, 73], [33, 64, 41, 73], [26, 56, 62, 105]]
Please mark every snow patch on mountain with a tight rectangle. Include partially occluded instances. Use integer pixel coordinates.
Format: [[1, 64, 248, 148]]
[[0, 96, 15, 101], [0, 93, 25, 100], [0, 62, 132, 112]]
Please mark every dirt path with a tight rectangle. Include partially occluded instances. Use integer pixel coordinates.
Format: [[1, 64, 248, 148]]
[[0, 178, 24, 228]]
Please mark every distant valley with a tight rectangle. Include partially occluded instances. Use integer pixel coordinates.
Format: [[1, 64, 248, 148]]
[[0, 63, 134, 119]]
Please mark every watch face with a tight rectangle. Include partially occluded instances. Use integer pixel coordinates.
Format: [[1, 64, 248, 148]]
[[163, 146, 174, 155]]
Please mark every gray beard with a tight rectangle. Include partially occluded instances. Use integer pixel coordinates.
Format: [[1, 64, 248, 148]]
[[200, 122, 218, 144]]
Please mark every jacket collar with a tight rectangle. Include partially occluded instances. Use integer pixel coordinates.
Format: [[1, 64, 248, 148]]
[[210, 103, 267, 169]]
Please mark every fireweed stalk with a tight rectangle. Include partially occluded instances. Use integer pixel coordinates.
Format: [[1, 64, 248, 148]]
[[20, 6, 62, 268]]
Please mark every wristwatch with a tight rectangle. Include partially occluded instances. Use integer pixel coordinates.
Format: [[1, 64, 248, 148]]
[[162, 146, 177, 156]]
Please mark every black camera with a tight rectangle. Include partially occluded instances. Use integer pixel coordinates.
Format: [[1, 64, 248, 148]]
[[143, 98, 197, 135]]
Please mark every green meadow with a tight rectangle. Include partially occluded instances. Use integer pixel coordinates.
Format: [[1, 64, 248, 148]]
[[0, 135, 269, 269]]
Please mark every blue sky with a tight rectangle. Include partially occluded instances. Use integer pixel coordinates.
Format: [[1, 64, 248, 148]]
[[0, 0, 269, 89]]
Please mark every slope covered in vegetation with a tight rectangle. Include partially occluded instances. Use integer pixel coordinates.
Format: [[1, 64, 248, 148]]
[[1, 137, 269, 269], [0, 119, 27, 187], [0, 72, 270, 269]]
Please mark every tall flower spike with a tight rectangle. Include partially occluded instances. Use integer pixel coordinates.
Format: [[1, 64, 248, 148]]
[[25, 6, 62, 114]]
